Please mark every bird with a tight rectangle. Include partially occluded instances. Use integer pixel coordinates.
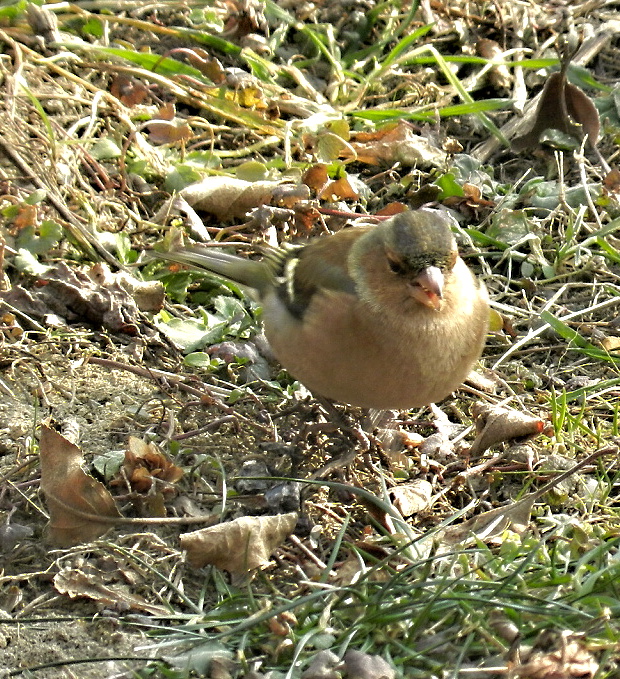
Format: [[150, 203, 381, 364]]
[[155, 209, 489, 410]]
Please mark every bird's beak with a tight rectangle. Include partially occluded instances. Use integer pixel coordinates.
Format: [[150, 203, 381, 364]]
[[409, 266, 444, 311]]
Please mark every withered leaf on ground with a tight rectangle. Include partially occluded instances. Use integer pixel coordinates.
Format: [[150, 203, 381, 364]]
[[54, 568, 170, 616], [469, 403, 547, 456], [345, 121, 446, 167], [39, 423, 121, 547], [0, 261, 163, 334], [180, 512, 298, 573], [119, 436, 184, 494], [180, 176, 284, 221], [512, 67, 600, 151]]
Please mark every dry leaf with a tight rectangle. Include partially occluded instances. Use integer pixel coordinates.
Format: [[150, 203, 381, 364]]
[[303, 164, 330, 194], [180, 176, 283, 221], [0, 261, 163, 335], [469, 403, 547, 456], [440, 448, 611, 549], [54, 568, 169, 616], [441, 493, 535, 546], [346, 121, 445, 167], [110, 75, 149, 107], [512, 68, 600, 151], [513, 638, 598, 678], [301, 650, 342, 679], [318, 176, 359, 201], [120, 436, 184, 493], [343, 649, 395, 679], [180, 512, 298, 573], [39, 423, 121, 547], [388, 480, 433, 516], [477, 39, 512, 91]]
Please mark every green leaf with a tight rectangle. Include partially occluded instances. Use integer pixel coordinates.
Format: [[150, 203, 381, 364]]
[[164, 165, 203, 192], [90, 138, 122, 160], [433, 172, 464, 200], [540, 311, 617, 363], [154, 313, 229, 353], [184, 352, 219, 368], [15, 220, 63, 256]]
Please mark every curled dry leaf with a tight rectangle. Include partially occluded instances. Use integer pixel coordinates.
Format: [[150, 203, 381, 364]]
[[469, 403, 547, 457], [476, 39, 512, 91], [54, 568, 170, 616], [180, 176, 284, 221], [512, 67, 600, 151], [0, 261, 163, 335], [39, 423, 121, 547], [180, 512, 298, 573], [301, 650, 341, 679], [513, 638, 598, 679], [119, 436, 184, 493], [343, 649, 396, 679], [388, 480, 433, 517], [346, 121, 446, 167]]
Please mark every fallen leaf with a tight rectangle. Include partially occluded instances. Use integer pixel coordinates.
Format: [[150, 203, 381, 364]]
[[388, 480, 433, 516], [477, 39, 512, 91], [110, 74, 149, 106], [301, 650, 341, 679], [513, 638, 598, 678], [119, 436, 184, 493], [512, 66, 599, 151], [469, 403, 547, 456], [346, 121, 445, 167], [180, 512, 298, 573], [180, 176, 283, 221], [39, 423, 121, 547], [343, 649, 395, 679], [54, 568, 169, 616]]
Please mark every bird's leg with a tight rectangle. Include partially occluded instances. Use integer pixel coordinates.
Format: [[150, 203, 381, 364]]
[[306, 397, 385, 479]]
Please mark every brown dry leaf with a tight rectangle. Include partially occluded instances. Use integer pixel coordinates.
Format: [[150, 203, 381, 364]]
[[89, 263, 165, 312], [388, 480, 433, 517], [443, 182, 496, 217], [54, 568, 169, 616], [441, 492, 535, 547], [301, 650, 342, 679], [12, 203, 37, 231], [512, 68, 600, 151], [180, 176, 283, 221], [121, 436, 184, 493], [110, 75, 149, 107], [600, 335, 620, 352], [303, 164, 330, 194], [147, 120, 193, 145], [513, 639, 598, 678], [346, 121, 445, 167], [343, 649, 395, 679], [375, 202, 408, 217], [469, 403, 547, 456], [0, 261, 162, 334], [319, 176, 359, 201], [476, 38, 512, 91], [180, 512, 298, 573], [39, 423, 121, 547], [603, 167, 620, 194], [186, 49, 226, 83], [440, 447, 611, 549]]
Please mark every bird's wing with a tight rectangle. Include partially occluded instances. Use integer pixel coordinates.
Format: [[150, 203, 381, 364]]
[[279, 227, 369, 318]]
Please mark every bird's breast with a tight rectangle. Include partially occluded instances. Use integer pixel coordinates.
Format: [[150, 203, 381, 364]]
[[260, 280, 487, 409]]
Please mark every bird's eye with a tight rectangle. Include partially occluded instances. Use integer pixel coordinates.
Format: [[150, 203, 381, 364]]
[[387, 253, 407, 275]]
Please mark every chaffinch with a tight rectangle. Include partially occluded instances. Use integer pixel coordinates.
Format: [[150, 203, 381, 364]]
[[156, 209, 489, 409]]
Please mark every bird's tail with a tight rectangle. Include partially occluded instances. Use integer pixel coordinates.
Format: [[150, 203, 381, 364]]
[[155, 246, 274, 294]]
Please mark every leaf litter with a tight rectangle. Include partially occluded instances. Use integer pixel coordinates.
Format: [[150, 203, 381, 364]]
[[1, 0, 620, 677]]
